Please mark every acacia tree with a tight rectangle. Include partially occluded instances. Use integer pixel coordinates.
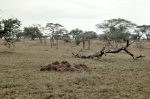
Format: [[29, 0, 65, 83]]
[[82, 31, 97, 49], [0, 18, 21, 48], [16, 30, 24, 40], [24, 26, 42, 40], [70, 28, 83, 45], [96, 18, 136, 49], [43, 23, 65, 48], [137, 25, 150, 41], [133, 29, 144, 41], [72, 20, 145, 61], [54, 28, 68, 49]]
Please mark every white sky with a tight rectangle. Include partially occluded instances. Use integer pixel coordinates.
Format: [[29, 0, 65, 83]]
[[0, 0, 150, 34]]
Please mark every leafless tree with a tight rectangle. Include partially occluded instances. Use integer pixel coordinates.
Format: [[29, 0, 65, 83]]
[[72, 38, 145, 61]]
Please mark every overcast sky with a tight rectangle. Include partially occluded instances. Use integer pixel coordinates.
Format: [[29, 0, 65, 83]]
[[0, 0, 150, 33]]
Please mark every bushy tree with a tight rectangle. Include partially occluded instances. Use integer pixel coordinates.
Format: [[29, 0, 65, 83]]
[[24, 26, 42, 40], [82, 31, 97, 49], [137, 25, 150, 41], [43, 23, 66, 48], [69, 28, 83, 45], [0, 18, 21, 48], [54, 28, 68, 49], [96, 18, 136, 42]]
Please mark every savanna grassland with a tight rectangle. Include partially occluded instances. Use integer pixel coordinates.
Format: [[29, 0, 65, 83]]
[[0, 39, 150, 99]]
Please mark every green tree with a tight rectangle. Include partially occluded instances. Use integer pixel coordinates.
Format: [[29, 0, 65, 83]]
[[24, 26, 42, 40], [43, 23, 65, 48], [96, 18, 136, 49], [0, 18, 21, 48], [16, 30, 23, 40], [137, 25, 150, 41], [54, 28, 68, 49], [96, 18, 136, 42], [70, 28, 83, 45], [83, 31, 97, 49], [97, 34, 108, 41], [133, 29, 143, 41]]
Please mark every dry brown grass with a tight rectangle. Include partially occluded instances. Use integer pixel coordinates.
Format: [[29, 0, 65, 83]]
[[0, 39, 150, 99]]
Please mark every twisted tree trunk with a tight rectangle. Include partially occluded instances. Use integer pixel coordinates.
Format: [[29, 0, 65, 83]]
[[72, 40, 145, 61]]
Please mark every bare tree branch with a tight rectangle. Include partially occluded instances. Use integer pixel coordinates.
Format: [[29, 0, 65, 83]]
[[72, 40, 145, 61]]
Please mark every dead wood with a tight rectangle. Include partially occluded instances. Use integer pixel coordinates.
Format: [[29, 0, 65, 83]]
[[72, 40, 145, 61]]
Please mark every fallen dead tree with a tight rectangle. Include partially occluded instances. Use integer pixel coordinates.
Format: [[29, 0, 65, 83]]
[[72, 52, 101, 59], [72, 40, 145, 61]]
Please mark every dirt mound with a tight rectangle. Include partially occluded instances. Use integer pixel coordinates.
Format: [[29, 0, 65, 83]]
[[40, 61, 88, 71]]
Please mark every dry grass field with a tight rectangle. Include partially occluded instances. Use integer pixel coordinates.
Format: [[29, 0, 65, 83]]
[[0, 39, 150, 99]]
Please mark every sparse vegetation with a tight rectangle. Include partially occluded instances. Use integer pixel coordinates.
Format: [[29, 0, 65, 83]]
[[0, 39, 150, 99]]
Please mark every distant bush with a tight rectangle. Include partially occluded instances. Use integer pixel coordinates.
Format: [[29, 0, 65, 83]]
[[75, 39, 80, 45]]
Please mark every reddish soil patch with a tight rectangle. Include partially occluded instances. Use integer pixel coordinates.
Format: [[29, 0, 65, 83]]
[[40, 61, 88, 71]]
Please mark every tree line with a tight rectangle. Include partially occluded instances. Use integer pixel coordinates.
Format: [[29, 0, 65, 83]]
[[0, 17, 150, 48]]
